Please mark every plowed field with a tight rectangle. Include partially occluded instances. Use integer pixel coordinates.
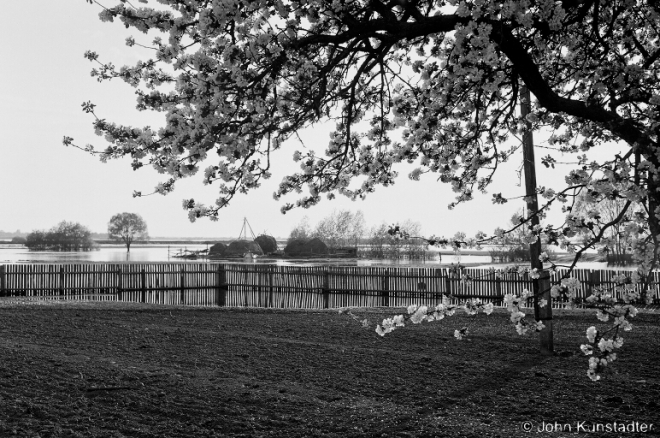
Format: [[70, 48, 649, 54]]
[[0, 300, 658, 437]]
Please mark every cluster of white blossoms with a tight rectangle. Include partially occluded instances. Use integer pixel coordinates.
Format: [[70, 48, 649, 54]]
[[577, 272, 654, 381], [541, 276, 582, 310], [375, 298, 494, 337], [581, 326, 626, 381], [370, 261, 653, 381], [503, 291, 546, 335], [372, 273, 551, 339]]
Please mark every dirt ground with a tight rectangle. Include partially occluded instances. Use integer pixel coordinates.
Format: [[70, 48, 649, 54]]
[[0, 299, 658, 437]]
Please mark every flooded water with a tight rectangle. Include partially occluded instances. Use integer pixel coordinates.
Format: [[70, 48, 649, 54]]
[[0, 243, 614, 270], [0, 244, 210, 264], [0, 244, 482, 266]]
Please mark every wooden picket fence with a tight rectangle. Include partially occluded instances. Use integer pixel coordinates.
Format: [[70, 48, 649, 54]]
[[0, 263, 657, 309]]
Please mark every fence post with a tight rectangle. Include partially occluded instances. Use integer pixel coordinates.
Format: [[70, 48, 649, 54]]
[[587, 270, 599, 302], [381, 269, 390, 307], [141, 268, 146, 303], [258, 265, 264, 308], [434, 269, 443, 303], [117, 267, 123, 302], [180, 266, 185, 305], [444, 270, 452, 297], [59, 266, 65, 297], [495, 274, 502, 305], [268, 265, 274, 308], [0, 265, 5, 297], [322, 269, 330, 309], [216, 265, 227, 307]]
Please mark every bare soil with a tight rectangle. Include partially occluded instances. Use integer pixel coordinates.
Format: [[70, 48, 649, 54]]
[[0, 300, 658, 437]]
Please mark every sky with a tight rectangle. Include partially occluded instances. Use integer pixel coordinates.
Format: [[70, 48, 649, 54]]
[[0, 1, 621, 240]]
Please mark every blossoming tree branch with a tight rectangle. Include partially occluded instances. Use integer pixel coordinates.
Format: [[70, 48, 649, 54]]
[[69, 0, 660, 380]]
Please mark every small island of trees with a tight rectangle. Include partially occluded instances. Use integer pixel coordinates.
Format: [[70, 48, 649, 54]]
[[26, 221, 98, 252]]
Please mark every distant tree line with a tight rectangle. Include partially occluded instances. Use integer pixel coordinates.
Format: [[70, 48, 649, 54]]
[[26, 221, 98, 252], [288, 211, 430, 260]]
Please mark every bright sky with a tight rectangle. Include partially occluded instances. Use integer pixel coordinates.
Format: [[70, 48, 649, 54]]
[[0, 1, 622, 239]]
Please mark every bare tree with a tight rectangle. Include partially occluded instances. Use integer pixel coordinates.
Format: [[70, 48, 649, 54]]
[[313, 210, 366, 249], [572, 193, 644, 265]]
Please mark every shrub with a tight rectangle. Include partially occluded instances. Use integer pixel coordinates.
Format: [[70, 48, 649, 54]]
[[208, 242, 227, 256], [284, 238, 328, 256], [255, 235, 278, 254], [226, 240, 264, 256]]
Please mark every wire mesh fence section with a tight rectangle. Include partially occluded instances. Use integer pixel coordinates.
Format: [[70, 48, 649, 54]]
[[0, 263, 657, 308]]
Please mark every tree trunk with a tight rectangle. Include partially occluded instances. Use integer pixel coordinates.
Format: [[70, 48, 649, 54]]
[[520, 85, 554, 356], [647, 176, 660, 243], [642, 173, 660, 299]]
